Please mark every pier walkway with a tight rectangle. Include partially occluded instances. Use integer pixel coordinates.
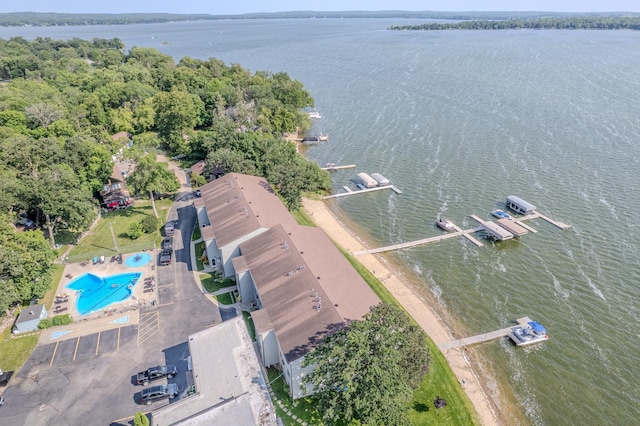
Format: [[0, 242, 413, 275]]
[[320, 164, 356, 171], [519, 212, 571, 230], [438, 317, 532, 350], [323, 185, 402, 199], [352, 223, 483, 256]]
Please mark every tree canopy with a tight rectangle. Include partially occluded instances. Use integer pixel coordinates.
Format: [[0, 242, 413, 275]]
[[303, 303, 430, 425], [0, 35, 330, 309]]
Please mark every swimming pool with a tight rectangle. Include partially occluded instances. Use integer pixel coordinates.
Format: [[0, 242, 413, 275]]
[[66, 272, 141, 315]]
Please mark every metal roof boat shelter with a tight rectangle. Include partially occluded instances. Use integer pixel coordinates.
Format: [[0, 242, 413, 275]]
[[496, 218, 529, 237], [506, 195, 536, 215], [481, 221, 514, 241]]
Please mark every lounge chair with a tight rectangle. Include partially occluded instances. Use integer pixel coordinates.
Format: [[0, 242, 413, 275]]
[[99, 256, 105, 264], [93, 256, 99, 265]]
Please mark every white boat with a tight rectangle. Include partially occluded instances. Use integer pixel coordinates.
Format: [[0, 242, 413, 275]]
[[492, 209, 512, 220], [356, 172, 378, 188], [308, 111, 321, 119], [508, 321, 549, 347], [436, 218, 455, 232], [370, 173, 390, 186]]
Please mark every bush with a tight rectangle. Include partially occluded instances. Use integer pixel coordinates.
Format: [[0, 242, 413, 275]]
[[134, 411, 150, 426], [141, 215, 158, 234], [38, 319, 52, 329], [127, 222, 144, 239], [52, 314, 73, 326]]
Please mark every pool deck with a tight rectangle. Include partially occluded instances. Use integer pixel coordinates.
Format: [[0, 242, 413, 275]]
[[54, 252, 157, 332]]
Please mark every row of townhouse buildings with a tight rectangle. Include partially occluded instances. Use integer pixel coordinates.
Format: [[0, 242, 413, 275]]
[[194, 173, 380, 399]]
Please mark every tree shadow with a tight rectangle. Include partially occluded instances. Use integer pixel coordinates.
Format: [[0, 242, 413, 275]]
[[413, 401, 430, 412]]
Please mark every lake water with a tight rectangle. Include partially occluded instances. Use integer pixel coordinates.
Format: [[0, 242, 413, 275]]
[[4, 19, 640, 425]]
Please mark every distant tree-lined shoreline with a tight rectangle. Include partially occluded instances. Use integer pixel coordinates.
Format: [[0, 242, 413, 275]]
[[2, 11, 640, 27], [389, 16, 640, 31]]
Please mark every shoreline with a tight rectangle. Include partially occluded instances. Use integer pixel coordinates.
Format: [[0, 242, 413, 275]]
[[302, 197, 508, 426]]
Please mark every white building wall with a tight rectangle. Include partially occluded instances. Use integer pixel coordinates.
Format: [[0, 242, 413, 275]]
[[288, 357, 316, 400], [257, 329, 279, 367], [220, 228, 269, 278]]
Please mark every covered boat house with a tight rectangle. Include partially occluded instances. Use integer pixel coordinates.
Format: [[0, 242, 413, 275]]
[[506, 196, 536, 215]]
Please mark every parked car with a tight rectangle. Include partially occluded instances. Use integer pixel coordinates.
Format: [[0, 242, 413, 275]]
[[164, 222, 175, 237], [194, 189, 201, 197], [136, 364, 177, 386], [159, 248, 172, 266], [138, 383, 179, 405], [161, 237, 172, 250]]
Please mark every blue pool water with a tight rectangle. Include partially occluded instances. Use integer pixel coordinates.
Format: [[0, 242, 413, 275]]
[[125, 252, 151, 267], [66, 272, 141, 315]]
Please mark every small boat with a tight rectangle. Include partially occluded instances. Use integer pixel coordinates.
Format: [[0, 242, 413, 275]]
[[492, 209, 512, 220], [508, 321, 549, 347], [318, 133, 329, 141], [308, 111, 321, 119], [436, 218, 456, 232]]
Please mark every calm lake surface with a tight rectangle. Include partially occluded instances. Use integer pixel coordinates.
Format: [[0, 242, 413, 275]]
[[4, 19, 640, 425]]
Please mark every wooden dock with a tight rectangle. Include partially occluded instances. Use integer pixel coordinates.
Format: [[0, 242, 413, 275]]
[[323, 185, 402, 200], [438, 317, 532, 350], [519, 212, 571, 230], [320, 164, 356, 171], [352, 223, 483, 256]]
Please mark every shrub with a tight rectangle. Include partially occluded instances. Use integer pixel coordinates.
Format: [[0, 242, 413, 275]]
[[52, 314, 73, 326], [134, 411, 150, 426], [141, 215, 158, 234], [38, 319, 52, 329], [127, 222, 144, 240]]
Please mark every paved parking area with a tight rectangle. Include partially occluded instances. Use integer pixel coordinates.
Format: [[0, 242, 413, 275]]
[[0, 198, 220, 425]]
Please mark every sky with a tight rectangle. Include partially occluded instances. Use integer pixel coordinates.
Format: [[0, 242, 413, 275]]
[[2, 1, 640, 15]]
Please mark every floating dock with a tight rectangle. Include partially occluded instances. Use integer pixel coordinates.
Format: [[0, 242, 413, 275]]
[[323, 185, 402, 199], [439, 317, 533, 350], [320, 164, 356, 171]]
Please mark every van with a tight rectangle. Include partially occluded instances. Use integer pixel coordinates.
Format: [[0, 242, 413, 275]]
[[164, 222, 175, 237]]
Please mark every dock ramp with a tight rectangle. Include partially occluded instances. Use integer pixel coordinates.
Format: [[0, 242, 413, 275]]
[[496, 219, 529, 236]]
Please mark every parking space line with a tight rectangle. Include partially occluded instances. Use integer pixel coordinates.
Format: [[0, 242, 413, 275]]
[[96, 331, 101, 355], [117, 327, 121, 351], [73, 337, 80, 361], [50, 341, 59, 366], [157, 283, 173, 288]]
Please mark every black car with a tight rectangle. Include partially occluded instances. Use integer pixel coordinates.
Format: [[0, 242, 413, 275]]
[[136, 364, 177, 386], [138, 383, 179, 405], [159, 248, 172, 266], [161, 237, 172, 250]]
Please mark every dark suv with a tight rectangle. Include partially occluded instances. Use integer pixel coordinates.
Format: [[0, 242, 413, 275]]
[[138, 383, 179, 405], [161, 237, 172, 250], [159, 248, 172, 266]]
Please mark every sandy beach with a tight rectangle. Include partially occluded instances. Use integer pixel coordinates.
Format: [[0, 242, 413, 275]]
[[303, 198, 503, 426]]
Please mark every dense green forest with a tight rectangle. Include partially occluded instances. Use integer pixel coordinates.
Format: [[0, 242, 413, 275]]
[[389, 16, 640, 30], [0, 36, 330, 313]]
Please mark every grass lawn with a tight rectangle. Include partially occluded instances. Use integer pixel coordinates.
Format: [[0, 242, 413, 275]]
[[340, 247, 479, 425], [215, 291, 235, 305], [0, 326, 39, 373], [242, 311, 256, 342], [291, 208, 316, 227], [67, 199, 173, 261], [267, 368, 322, 425], [194, 241, 206, 271], [192, 221, 201, 241], [41, 264, 64, 308], [200, 273, 235, 293]]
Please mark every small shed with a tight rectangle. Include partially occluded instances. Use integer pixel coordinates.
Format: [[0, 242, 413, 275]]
[[13, 304, 48, 333]]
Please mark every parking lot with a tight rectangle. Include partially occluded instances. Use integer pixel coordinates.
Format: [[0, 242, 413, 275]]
[[0, 201, 220, 425]]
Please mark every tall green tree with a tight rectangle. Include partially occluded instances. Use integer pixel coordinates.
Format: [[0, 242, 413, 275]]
[[126, 154, 180, 218], [153, 90, 199, 153], [0, 216, 57, 310], [303, 303, 430, 426]]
